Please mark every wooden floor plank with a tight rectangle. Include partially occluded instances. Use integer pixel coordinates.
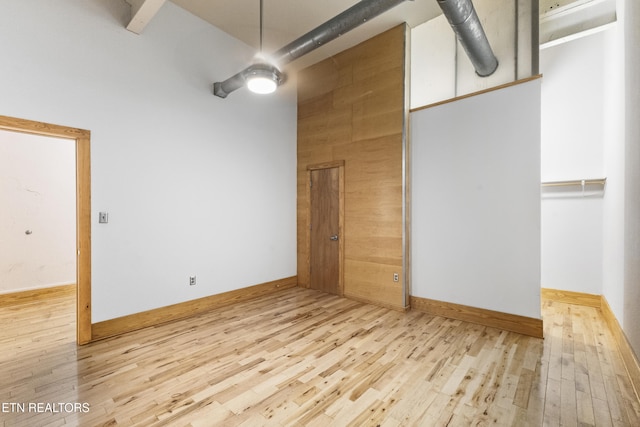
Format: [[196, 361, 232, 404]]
[[0, 287, 639, 426]]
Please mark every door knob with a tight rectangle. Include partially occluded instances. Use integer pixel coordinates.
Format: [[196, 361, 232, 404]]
[[329, 235, 338, 241]]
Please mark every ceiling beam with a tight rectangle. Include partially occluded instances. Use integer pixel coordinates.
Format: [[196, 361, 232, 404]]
[[126, 0, 167, 34]]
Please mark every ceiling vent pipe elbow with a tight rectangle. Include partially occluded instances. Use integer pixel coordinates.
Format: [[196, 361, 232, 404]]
[[213, 0, 412, 98], [437, 0, 498, 77], [214, 64, 283, 98]]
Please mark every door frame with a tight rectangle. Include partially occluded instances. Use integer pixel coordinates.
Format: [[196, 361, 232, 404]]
[[0, 115, 92, 345], [307, 160, 345, 296]]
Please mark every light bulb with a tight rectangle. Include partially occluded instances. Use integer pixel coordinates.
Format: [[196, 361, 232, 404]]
[[247, 76, 278, 94], [245, 63, 282, 95]]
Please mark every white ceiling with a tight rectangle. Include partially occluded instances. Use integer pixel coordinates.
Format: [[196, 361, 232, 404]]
[[168, 0, 444, 70], [128, 0, 615, 74]]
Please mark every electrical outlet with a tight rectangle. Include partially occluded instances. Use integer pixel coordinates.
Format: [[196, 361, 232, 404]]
[[189, 276, 196, 286], [393, 273, 399, 282]]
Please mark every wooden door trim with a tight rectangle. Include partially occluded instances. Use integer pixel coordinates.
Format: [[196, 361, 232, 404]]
[[306, 160, 345, 171], [0, 115, 92, 345], [306, 162, 345, 296]]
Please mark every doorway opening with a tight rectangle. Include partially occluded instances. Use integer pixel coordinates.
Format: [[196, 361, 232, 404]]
[[0, 115, 91, 344]]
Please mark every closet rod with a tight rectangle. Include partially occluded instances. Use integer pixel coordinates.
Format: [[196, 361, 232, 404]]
[[541, 178, 607, 187]]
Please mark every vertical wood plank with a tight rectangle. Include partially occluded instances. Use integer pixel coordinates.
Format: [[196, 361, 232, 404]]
[[297, 25, 407, 310]]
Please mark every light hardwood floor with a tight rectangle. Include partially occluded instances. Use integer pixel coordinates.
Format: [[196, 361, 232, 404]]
[[1, 287, 639, 426]]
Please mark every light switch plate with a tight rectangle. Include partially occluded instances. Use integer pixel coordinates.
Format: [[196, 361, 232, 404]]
[[99, 212, 108, 223]]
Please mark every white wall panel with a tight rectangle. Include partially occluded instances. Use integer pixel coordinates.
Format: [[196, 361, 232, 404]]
[[411, 79, 541, 319]]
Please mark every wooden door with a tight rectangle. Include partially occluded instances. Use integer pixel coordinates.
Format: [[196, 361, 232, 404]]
[[310, 167, 340, 295]]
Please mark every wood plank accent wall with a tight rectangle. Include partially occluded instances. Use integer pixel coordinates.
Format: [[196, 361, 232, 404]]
[[297, 25, 408, 311]]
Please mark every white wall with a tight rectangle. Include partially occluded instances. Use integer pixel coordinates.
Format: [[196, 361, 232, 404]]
[[411, 79, 541, 319], [541, 196, 603, 294], [0, 0, 297, 322], [540, 32, 606, 181], [539, 0, 640, 357], [410, 16, 456, 108], [0, 131, 76, 293], [621, 0, 640, 356], [602, 19, 626, 313], [539, 30, 607, 294], [411, 0, 535, 108]]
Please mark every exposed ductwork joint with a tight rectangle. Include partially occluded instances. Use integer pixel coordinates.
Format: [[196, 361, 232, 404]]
[[214, 64, 284, 99], [437, 0, 498, 77], [213, 0, 411, 98]]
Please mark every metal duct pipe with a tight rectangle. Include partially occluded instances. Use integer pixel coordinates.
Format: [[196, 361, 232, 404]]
[[437, 0, 498, 77], [214, 0, 411, 98], [271, 0, 409, 65]]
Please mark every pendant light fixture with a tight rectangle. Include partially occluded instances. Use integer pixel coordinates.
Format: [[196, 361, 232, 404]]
[[214, 0, 409, 99], [245, 0, 282, 94]]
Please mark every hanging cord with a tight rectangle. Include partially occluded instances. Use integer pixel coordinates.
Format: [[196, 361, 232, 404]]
[[259, 0, 264, 53]]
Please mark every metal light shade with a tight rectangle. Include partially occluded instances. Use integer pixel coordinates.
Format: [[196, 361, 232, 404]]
[[245, 63, 282, 94]]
